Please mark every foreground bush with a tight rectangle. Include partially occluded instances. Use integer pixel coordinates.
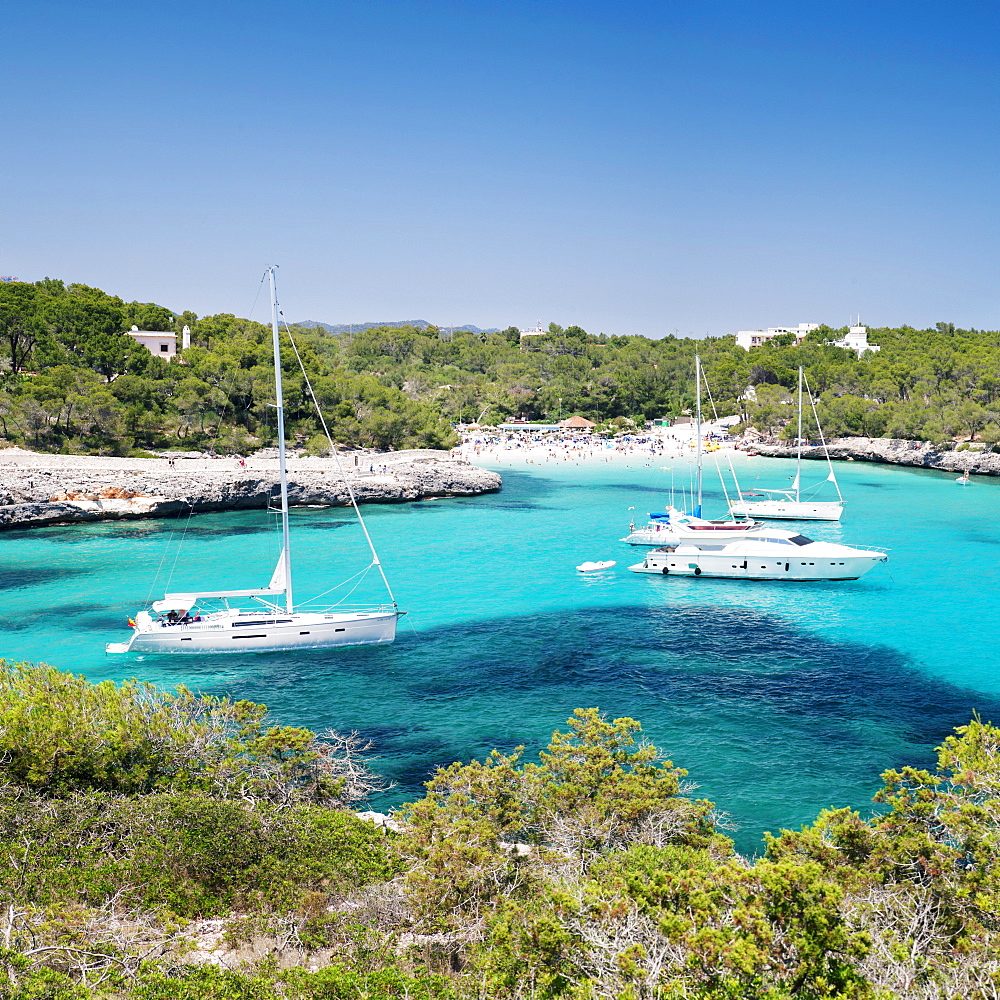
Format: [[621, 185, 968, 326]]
[[0, 789, 396, 917], [0, 960, 456, 1000], [0, 660, 385, 805], [5, 661, 1000, 998]]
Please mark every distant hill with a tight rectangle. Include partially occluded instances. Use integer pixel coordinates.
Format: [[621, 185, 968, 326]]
[[294, 319, 501, 335]]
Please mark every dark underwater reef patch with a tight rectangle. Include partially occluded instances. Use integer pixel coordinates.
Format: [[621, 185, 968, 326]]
[[0, 566, 87, 591], [182, 605, 998, 832]]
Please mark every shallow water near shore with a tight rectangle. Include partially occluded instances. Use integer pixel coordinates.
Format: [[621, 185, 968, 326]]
[[2, 455, 998, 855]]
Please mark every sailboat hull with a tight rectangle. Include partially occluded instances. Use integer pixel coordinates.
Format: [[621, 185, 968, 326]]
[[112, 610, 399, 654], [729, 500, 844, 521]]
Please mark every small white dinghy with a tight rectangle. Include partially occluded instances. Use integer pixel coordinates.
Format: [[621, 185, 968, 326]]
[[577, 560, 617, 572]]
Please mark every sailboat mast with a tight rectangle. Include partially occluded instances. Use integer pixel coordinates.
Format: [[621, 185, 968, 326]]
[[796, 366, 803, 503], [268, 267, 294, 613], [695, 354, 703, 517], [803, 369, 843, 503]]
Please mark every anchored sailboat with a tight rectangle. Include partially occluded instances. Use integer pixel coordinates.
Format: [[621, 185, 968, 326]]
[[729, 366, 845, 521], [106, 268, 401, 654], [623, 355, 769, 546]]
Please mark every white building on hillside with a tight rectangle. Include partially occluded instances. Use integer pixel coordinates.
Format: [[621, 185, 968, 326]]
[[519, 324, 548, 339], [735, 323, 819, 350], [126, 325, 176, 359], [831, 324, 880, 356]]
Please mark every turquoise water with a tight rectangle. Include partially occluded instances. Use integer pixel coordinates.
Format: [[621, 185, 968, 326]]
[[2, 456, 998, 854]]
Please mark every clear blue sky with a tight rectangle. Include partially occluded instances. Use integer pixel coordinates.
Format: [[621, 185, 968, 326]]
[[3, 0, 998, 336]]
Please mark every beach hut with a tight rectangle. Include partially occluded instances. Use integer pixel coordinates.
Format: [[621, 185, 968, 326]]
[[559, 415, 596, 429]]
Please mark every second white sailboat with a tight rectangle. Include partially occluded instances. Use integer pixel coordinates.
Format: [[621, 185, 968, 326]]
[[730, 366, 845, 521]]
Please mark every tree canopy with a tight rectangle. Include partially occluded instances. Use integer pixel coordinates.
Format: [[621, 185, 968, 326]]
[[2, 274, 998, 454], [0, 279, 456, 454]]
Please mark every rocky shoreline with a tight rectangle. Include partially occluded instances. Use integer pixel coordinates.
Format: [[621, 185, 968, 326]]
[[752, 437, 1000, 475], [0, 448, 502, 530]]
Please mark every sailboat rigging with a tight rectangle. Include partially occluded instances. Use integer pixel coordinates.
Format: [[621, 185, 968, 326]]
[[628, 364, 889, 582], [729, 366, 845, 521], [106, 268, 401, 654], [622, 354, 778, 546]]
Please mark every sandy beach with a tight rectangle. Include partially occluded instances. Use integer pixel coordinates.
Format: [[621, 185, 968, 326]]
[[457, 422, 756, 471], [458, 427, 1000, 479]]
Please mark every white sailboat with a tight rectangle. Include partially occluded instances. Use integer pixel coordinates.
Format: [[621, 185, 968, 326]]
[[729, 367, 845, 521], [106, 268, 401, 655], [623, 355, 764, 545]]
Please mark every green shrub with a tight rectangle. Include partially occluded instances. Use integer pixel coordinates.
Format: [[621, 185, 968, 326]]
[[0, 660, 373, 806], [123, 964, 455, 1000], [0, 948, 91, 1000], [0, 790, 398, 917]]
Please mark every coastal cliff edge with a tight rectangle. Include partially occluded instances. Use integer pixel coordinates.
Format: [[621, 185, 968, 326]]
[[752, 437, 999, 475], [0, 448, 502, 530]]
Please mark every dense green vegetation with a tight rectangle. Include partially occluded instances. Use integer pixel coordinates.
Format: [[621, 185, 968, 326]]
[[0, 279, 456, 454], [4, 660, 1000, 998], [3, 277, 999, 455], [335, 321, 1000, 446], [730, 323, 1000, 446]]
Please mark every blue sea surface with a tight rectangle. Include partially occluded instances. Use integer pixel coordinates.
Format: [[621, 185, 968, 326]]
[[1, 456, 997, 855]]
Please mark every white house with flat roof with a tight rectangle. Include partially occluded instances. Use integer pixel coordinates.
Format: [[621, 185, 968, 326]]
[[126, 326, 176, 360], [831, 324, 879, 356], [735, 323, 819, 350]]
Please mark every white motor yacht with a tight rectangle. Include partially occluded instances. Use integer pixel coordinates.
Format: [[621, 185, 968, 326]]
[[628, 532, 886, 582]]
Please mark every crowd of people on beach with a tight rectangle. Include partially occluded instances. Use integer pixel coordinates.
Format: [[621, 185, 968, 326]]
[[457, 426, 739, 468]]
